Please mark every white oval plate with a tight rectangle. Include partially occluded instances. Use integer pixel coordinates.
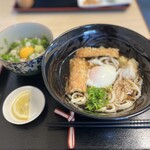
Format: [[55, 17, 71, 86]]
[[77, 0, 132, 8], [2, 86, 45, 125]]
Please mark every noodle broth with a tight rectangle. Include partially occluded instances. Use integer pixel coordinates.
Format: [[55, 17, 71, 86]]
[[65, 47, 143, 113]]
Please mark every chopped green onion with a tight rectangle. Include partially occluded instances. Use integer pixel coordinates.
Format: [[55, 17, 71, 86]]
[[85, 86, 109, 111]]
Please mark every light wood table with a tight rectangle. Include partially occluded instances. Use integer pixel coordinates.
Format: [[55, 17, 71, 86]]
[[0, 0, 149, 39]]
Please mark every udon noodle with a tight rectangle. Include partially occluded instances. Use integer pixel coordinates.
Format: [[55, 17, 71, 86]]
[[65, 47, 143, 113]]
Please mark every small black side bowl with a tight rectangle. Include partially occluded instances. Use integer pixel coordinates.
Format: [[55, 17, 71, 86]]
[[42, 24, 150, 120]]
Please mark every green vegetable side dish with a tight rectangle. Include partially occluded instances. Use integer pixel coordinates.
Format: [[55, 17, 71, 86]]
[[85, 86, 109, 111], [0, 36, 49, 62]]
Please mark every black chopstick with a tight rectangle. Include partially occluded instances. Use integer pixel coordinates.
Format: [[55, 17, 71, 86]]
[[48, 119, 150, 128]]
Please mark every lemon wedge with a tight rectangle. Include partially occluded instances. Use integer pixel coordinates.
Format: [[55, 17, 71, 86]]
[[12, 91, 30, 120]]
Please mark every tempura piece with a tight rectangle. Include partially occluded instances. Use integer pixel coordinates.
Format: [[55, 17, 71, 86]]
[[66, 58, 89, 94], [121, 58, 139, 80], [76, 47, 119, 58]]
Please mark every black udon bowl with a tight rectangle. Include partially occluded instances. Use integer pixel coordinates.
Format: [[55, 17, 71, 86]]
[[42, 24, 150, 120]]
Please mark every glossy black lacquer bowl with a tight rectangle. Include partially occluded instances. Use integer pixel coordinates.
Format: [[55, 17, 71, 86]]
[[42, 24, 150, 120]]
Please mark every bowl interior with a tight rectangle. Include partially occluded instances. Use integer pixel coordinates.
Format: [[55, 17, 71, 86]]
[[0, 22, 53, 55], [42, 24, 150, 120]]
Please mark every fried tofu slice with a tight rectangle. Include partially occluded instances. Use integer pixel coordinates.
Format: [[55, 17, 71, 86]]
[[66, 58, 89, 94], [76, 47, 119, 58]]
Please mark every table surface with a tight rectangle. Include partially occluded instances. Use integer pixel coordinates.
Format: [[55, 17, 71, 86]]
[[0, 0, 150, 150], [0, 0, 149, 39]]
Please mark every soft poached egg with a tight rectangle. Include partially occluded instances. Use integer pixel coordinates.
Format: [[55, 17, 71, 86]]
[[87, 64, 118, 88]]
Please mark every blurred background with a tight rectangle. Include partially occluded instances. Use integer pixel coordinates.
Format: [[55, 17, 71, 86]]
[[137, 0, 150, 31], [0, 0, 149, 38]]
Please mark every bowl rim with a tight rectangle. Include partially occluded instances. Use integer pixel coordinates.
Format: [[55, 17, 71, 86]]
[[44, 23, 149, 46], [42, 23, 150, 120], [0, 22, 53, 64]]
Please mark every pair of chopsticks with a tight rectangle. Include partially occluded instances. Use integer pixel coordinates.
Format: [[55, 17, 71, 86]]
[[49, 119, 150, 128], [53, 109, 150, 149]]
